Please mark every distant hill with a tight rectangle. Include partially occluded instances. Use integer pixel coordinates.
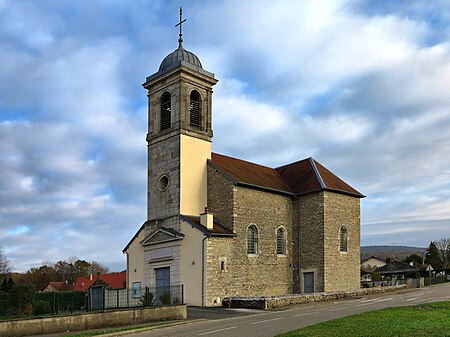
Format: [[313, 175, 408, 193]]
[[361, 245, 427, 262]]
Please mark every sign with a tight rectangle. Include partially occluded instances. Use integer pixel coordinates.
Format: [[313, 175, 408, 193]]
[[426, 265, 434, 271]]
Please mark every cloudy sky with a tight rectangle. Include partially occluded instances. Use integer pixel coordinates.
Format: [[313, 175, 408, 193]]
[[1, 0, 449, 272]]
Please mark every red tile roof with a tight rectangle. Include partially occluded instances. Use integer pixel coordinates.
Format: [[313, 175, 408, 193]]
[[210, 153, 364, 198], [45, 282, 74, 292], [74, 271, 126, 291]]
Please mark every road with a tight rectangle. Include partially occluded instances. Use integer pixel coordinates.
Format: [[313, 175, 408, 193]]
[[125, 283, 450, 337]]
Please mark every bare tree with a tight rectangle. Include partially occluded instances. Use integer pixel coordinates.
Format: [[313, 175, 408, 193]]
[[435, 237, 450, 269], [0, 245, 12, 275]]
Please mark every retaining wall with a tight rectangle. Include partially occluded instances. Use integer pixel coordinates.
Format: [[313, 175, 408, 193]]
[[0, 304, 186, 337], [223, 285, 408, 309]]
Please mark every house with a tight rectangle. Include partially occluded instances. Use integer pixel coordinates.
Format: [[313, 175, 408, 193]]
[[42, 281, 74, 292], [361, 256, 386, 270], [124, 16, 364, 306], [74, 272, 126, 292], [376, 260, 419, 280]]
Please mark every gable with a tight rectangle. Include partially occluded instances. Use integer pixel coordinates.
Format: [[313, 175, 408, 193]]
[[140, 226, 184, 246]]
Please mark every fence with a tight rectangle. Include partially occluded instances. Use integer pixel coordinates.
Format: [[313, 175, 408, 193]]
[[360, 279, 407, 288], [424, 274, 450, 286], [87, 285, 184, 311]]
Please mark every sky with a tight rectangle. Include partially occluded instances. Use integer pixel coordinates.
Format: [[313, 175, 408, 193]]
[[1, 0, 449, 272]]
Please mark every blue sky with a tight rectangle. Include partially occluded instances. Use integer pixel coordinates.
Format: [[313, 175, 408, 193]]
[[1, 0, 449, 272]]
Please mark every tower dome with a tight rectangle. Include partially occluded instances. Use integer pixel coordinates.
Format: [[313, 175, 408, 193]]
[[159, 46, 203, 72]]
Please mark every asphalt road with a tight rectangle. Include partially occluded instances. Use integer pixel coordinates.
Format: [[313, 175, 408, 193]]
[[125, 283, 450, 337]]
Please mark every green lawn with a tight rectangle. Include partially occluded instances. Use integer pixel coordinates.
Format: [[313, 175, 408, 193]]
[[277, 301, 450, 337]]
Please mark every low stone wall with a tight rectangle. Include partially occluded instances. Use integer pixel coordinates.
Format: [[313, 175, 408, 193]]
[[222, 285, 408, 310], [0, 305, 186, 337]]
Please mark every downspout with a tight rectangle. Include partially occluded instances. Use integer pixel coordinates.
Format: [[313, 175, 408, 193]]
[[201, 235, 208, 307]]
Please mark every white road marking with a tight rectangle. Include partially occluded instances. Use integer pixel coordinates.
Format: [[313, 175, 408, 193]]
[[198, 326, 238, 335], [250, 317, 283, 325], [357, 298, 393, 306], [326, 306, 350, 312], [293, 311, 319, 317], [405, 298, 418, 302]]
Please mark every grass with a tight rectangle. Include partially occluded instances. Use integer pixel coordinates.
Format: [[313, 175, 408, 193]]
[[277, 301, 450, 337], [65, 321, 174, 337]]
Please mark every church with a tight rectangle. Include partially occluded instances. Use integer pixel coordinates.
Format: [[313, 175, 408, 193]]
[[123, 14, 365, 306]]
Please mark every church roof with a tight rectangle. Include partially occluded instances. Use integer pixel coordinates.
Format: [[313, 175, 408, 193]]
[[210, 153, 364, 198], [181, 215, 235, 237], [159, 46, 202, 72]]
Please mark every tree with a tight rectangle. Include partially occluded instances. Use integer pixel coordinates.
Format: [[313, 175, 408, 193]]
[[0, 245, 12, 276], [435, 237, 450, 269], [424, 241, 443, 270], [88, 261, 109, 275], [403, 253, 423, 266]]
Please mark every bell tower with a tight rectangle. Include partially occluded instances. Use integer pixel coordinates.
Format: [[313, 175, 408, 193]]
[[143, 8, 218, 223]]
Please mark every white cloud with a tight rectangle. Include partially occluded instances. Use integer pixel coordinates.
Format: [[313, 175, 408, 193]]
[[1, 0, 450, 271]]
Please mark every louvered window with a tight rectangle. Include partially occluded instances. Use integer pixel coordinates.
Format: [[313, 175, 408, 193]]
[[189, 90, 201, 128], [160, 92, 171, 131], [276, 228, 286, 255], [247, 225, 258, 255], [340, 226, 348, 252]]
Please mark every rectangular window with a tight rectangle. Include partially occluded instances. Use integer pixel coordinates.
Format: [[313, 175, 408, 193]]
[[132, 282, 141, 299]]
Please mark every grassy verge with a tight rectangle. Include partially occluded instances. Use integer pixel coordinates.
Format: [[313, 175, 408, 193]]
[[277, 301, 450, 337], [65, 321, 174, 337]]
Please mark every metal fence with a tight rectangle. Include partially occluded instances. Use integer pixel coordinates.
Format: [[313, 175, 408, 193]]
[[424, 275, 450, 286], [87, 285, 184, 311], [360, 279, 407, 288]]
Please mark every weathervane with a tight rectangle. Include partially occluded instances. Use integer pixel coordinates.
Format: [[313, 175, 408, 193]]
[[175, 7, 186, 48]]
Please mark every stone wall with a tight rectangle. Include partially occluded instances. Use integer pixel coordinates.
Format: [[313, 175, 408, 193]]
[[297, 192, 325, 292], [205, 184, 295, 306], [147, 134, 181, 221], [207, 165, 235, 232], [0, 305, 186, 337], [323, 191, 361, 292], [222, 285, 407, 310]]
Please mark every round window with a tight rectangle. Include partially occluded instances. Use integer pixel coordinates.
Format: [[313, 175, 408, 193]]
[[157, 175, 169, 191]]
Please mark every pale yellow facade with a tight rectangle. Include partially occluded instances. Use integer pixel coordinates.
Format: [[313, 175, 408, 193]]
[[125, 228, 146, 291], [180, 135, 211, 216], [180, 220, 205, 306]]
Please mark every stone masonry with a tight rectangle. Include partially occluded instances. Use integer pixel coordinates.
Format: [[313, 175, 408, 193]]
[[205, 164, 361, 304]]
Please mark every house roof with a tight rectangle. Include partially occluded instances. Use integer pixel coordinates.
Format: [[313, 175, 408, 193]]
[[45, 282, 74, 292], [361, 256, 386, 264], [376, 261, 418, 274], [181, 215, 235, 237], [74, 271, 126, 291], [210, 153, 364, 198]]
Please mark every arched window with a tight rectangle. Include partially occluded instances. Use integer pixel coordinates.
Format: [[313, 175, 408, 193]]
[[160, 92, 171, 131], [276, 227, 286, 255], [247, 225, 258, 255], [339, 226, 348, 252], [189, 90, 201, 128]]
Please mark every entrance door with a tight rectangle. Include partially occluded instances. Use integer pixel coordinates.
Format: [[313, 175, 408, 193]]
[[303, 272, 314, 293], [155, 267, 170, 305]]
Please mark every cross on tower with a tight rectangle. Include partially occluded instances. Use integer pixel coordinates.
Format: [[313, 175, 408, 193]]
[[175, 7, 186, 48]]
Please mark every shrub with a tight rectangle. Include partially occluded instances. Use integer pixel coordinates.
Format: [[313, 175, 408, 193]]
[[140, 292, 156, 307], [8, 284, 35, 315], [0, 291, 10, 315], [32, 299, 52, 315]]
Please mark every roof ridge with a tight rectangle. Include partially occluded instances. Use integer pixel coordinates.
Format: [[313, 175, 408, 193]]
[[309, 157, 326, 189]]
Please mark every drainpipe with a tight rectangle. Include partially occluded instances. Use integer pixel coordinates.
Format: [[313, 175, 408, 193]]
[[201, 235, 208, 307]]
